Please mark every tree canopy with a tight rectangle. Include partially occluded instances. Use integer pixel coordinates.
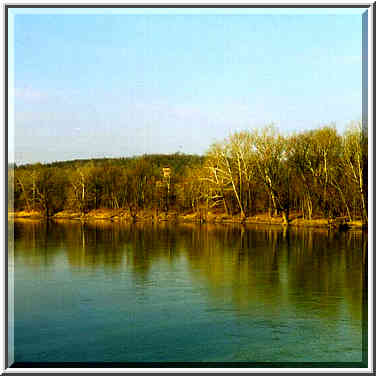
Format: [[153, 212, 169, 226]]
[[10, 123, 368, 223]]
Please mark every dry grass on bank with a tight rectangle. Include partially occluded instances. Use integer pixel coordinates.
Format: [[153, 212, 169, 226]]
[[9, 208, 365, 229]]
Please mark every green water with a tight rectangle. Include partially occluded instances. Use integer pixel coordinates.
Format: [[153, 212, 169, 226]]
[[11, 220, 367, 365]]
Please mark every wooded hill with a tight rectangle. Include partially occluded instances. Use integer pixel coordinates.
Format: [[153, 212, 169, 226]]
[[9, 123, 368, 224]]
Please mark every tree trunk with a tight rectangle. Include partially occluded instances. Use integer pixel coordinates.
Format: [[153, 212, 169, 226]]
[[220, 187, 229, 215], [306, 193, 312, 220], [359, 179, 367, 223], [282, 209, 289, 225], [270, 190, 278, 217], [231, 179, 245, 217], [17, 178, 31, 211]]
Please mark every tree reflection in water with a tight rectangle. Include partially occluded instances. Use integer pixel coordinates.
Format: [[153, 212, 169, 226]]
[[14, 219, 366, 324]]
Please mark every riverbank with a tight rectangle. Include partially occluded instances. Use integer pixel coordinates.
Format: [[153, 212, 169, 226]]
[[8, 209, 365, 229]]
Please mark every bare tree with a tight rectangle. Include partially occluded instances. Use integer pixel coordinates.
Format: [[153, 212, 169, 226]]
[[253, 125, 290, 222], [343, 121, 368, 222], [205, 141, 245, 216]]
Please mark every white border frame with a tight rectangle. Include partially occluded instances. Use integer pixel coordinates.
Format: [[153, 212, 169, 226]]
[[1, 1, 373, 373]]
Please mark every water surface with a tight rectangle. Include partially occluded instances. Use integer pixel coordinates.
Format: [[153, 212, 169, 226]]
[[12, 220, 367, 365]]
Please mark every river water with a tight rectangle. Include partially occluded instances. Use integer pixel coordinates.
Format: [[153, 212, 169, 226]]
[[11, 220, 367, 366]]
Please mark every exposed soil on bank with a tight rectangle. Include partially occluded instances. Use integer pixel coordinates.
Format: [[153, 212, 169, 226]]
[[9, 209, 366, 230], [8, 210, 42, 219]]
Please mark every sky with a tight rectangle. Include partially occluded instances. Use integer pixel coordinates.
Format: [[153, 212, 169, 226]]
[[9, 8, 365, 165]]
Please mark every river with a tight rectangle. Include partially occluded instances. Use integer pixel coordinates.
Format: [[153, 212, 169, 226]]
[[10, 220, 367, 366]]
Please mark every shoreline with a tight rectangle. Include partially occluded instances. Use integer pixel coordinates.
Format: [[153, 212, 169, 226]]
[[8, 209, 366, 230]]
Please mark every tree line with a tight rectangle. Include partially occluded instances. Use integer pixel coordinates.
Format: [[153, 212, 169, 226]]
[[10, 122, 368, 223]]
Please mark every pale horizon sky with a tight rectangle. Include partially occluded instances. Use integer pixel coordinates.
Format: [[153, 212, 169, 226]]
[[9, 8, 365, 165]]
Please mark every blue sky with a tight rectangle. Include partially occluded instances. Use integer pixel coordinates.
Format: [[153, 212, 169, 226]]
[[9, 8, 365, 164]]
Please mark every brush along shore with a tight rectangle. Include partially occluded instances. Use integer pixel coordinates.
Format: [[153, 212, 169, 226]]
[[9, 209, 365, 229]]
